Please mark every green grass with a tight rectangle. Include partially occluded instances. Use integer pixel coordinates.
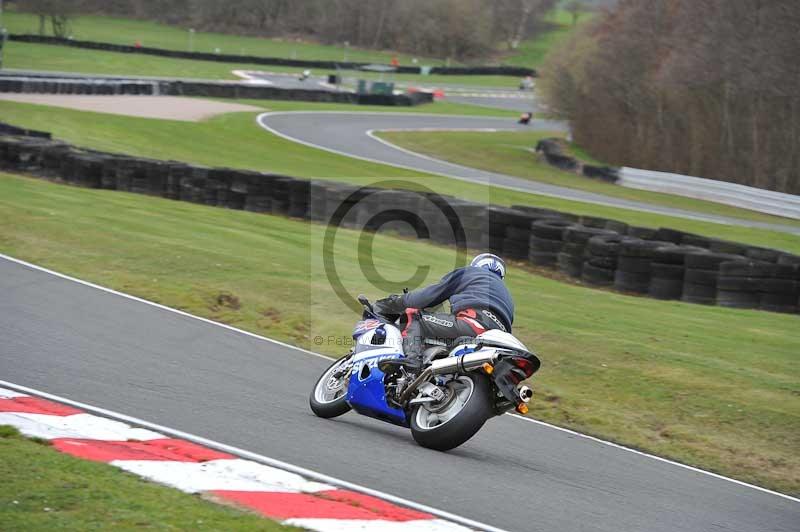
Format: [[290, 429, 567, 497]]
[[3, 11, 445, 66], [0, 425, 296, 531], [5, 40, 274, 80], [1, 99, 797, 255], [6, 41, 522, 87], [2, 8, 588, 87], [1, 172, 797, 495], [235, 98, 519, 117], [502, 9, 593, 68], [375, 130, 800, 229]]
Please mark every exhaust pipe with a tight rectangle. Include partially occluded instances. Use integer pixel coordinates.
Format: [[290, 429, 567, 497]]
[[518, 385, 533, 403], [429, 351, 496, 376], [399, 351, 501, 406]]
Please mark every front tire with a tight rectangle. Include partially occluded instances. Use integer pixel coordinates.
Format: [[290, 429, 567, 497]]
[[410, 374, 493, 451], [309, 355, 352, 418]]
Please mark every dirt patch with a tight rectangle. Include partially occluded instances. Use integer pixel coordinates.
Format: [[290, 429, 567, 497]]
[[211, 292, 241, 311], [0, 94, 262, 121]]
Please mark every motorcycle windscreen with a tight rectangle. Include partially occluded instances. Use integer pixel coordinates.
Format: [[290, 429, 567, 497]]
[[346, 354, 408, 427]]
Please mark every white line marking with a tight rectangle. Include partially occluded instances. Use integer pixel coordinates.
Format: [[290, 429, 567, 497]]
[[0, 252, 329, 362], [506, 414, 800, 504], [2, 253, 799, 504], [284, 518, 471, 531], [110, 458, 334, 494], [0, 387, 27, 398], [231, 70, 274, 85], [256, 111, 548, 182], [366, 128, 520, 174], [0, 378, 506, 532], [254, 112, 747, 227], [0, 412, 164, 441]]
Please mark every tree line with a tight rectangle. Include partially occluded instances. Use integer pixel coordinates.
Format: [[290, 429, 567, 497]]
[[16, 0, 560, 61], [541, 0, 800, 194]]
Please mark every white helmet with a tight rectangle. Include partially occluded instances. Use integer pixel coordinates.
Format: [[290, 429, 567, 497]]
[[470, 253, 506, 279]]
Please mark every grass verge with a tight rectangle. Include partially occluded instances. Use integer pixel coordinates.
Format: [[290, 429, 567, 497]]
[[234, 98, 519, 118], [3, 11, 444, 66], [5, 41, 522, 87], [0, 425, 296, 530], [4, 8, 591, 86], [1, 172, 798, 495], [375, 130, 800, 229], [0, 99, 797, 254], [6, 40, 271, 81]]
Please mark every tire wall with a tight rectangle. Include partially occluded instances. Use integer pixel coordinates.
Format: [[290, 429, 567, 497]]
[[0, 76, 434, 106], [1, 123, 797, 315], [535, 137, 619, 183]]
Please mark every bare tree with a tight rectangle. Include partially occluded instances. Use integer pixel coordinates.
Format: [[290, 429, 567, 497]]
[[565, 1, 585, 26], [18, 0, 76, 37], [541, 0, 800, 194]]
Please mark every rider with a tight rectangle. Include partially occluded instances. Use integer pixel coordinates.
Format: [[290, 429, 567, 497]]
[[374, 253, 514, 367]]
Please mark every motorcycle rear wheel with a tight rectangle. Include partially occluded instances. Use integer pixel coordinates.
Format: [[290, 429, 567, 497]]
[[410, 374, 493, 451], [309, 355, 352, 418]]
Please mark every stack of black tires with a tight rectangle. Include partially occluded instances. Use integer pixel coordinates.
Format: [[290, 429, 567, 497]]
[[164, 163, 191, 201], [614, 239, 674, 294], [648, 246, 707, 300], [582, 234, 623, 286], [682, 252, 745, 305], [242, 172, 277, 213], [450, 201, 487, 250], [558, 226, 616, 278], [529, 219, 575, 267], [499, 208, 539, 260], [718, 260, 799, 313]]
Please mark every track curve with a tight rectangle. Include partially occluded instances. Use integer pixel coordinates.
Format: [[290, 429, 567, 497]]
[[1, 256, 797, 532], [258, 112, 800, 235]]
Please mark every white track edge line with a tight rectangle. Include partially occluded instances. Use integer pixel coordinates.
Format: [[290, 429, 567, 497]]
[[0, 252, 328, 362], [2, 255, 798, 504], [505, 414, 799, 504], [255, 112, 742, 228], [0, 379, 506, 532]]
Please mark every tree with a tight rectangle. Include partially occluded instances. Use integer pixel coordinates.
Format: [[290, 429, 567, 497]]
[[17, 0, 561, 62], [541, 0, 800, 194], [18, 0, 75, 37], [565, 0, 585, 26]]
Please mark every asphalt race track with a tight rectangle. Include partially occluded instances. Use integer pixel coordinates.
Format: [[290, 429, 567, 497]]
[[258, 112, 800, 235], [2, 257, 797, 531], [446, 95, 537, 112]]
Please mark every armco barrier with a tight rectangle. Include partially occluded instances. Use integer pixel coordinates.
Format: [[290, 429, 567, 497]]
[[618, 167, 800, 220], [0, 75, 433, 106], [1, 124, 797, 314], [535, 138, 799, 219], [9, 34, 535, 78]]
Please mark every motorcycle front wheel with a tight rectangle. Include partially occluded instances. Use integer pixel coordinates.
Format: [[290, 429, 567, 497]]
[[410, 374, 493, 451], [309, 355, 352, 418]]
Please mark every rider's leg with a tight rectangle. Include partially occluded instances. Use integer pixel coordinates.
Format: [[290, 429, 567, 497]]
[[403, 312, 480, 362], [401, 314, 425, 361]]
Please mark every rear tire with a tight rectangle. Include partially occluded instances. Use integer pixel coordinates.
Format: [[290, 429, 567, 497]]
[[410, 374, 493, 451], [309, 355, 352, 419]]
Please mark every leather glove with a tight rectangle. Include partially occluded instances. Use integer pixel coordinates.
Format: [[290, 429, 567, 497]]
[[373, 294, 406, 316]]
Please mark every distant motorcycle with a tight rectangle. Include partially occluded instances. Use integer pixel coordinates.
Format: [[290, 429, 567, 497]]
[[310, 295, 540, 451]]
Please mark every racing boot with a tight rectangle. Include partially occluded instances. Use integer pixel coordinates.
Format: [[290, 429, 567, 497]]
[[378, 357, 422, 376], [378, 333, 424, 375]]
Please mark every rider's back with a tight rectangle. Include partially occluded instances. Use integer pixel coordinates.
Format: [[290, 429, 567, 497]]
[[405, 266, 515, 330]]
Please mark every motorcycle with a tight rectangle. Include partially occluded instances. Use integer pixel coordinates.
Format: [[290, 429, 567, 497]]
[[309, 295, 541, 451]]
